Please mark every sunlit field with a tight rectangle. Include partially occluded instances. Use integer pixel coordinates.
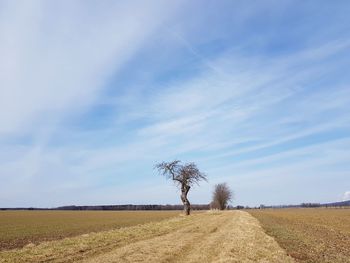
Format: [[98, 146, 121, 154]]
[[0, 210, 180, 250], [2, 209, 350, 262], [249, 208, 350, 262], [0, 211, 293, 263]]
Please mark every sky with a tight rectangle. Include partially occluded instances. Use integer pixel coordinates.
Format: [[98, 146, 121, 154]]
[[0, 0, 350, 208]]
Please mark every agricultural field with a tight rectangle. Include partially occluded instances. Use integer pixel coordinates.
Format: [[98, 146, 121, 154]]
[[2, 209, 349, 262], [0, 211, 292, 263], [0, 210, 180, 250], [249, 208, 350, 263]]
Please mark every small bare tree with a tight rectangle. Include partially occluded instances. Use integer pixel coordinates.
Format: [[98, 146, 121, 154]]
[[155, 160, 207, 215], [212, 183, 233, 210]]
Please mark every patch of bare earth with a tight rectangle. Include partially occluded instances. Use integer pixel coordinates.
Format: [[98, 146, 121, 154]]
[[0, 211, 294, 263], [249, 208, 350, 263]]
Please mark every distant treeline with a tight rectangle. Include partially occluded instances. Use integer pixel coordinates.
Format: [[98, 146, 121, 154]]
[[2, 200, 349, 211], [55, 204, 211, 211], [0, 204, 210, 211], [242, 200, 350, 209]]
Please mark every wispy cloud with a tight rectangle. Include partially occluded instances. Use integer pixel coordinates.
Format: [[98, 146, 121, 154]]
[[0, 1, 349, 207], [0, 1, 180, 136]]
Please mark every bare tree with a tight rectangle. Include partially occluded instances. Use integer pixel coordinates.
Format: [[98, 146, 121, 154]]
[[212, 183, 233, 210], [155, 160, 207, 215]]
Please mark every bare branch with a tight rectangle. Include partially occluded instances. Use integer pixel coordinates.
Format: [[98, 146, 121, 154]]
[[211, 183, 233, 210], [180, 162, 207, 186], [154, 160, 182, 183], [155, 160, 207, 215]]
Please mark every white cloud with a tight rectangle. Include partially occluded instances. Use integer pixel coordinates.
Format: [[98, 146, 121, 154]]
[[343, 191, 350, 201], [0, 1, 180, 136]]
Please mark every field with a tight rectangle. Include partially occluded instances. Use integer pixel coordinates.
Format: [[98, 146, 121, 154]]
[[249, 208, 350, 263], [2, 209, 349, 263], [0, 211, 293, 263], [0, 210, 179, 250]]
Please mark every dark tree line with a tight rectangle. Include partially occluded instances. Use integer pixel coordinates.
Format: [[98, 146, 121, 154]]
[[0, 204, 211, 211], [54, 204, 210, 211]]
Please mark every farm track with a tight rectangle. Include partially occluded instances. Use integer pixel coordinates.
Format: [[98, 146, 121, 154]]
[[0, 211, 293, 263], [84, 211, 294, 263]]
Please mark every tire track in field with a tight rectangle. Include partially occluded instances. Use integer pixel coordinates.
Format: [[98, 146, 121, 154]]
[[83, 212, 229, 263], [83, 211, 294, 263]]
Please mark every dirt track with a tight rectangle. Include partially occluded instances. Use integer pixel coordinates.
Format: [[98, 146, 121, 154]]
[[0, 211, 294, 263], [83, 211, 294, 263]]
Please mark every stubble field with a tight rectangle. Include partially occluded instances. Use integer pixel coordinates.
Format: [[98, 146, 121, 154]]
[[0, 210, 179, 250], [249, 208, 350, 262]]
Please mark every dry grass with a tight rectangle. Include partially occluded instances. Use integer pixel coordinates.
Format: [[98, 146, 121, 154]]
[[0, 210, 179, 250], [0, 211, 293, 263], [249, 208, 350, 263]]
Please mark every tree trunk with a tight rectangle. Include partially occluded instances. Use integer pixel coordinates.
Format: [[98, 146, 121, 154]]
[[181, 185, 191, 215]]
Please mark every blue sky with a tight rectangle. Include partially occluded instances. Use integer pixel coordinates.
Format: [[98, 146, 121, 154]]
[[1, 0, 350, 207]]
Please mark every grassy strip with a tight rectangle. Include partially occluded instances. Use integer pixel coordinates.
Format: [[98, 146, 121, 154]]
[[84, 211, 294, 263]]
